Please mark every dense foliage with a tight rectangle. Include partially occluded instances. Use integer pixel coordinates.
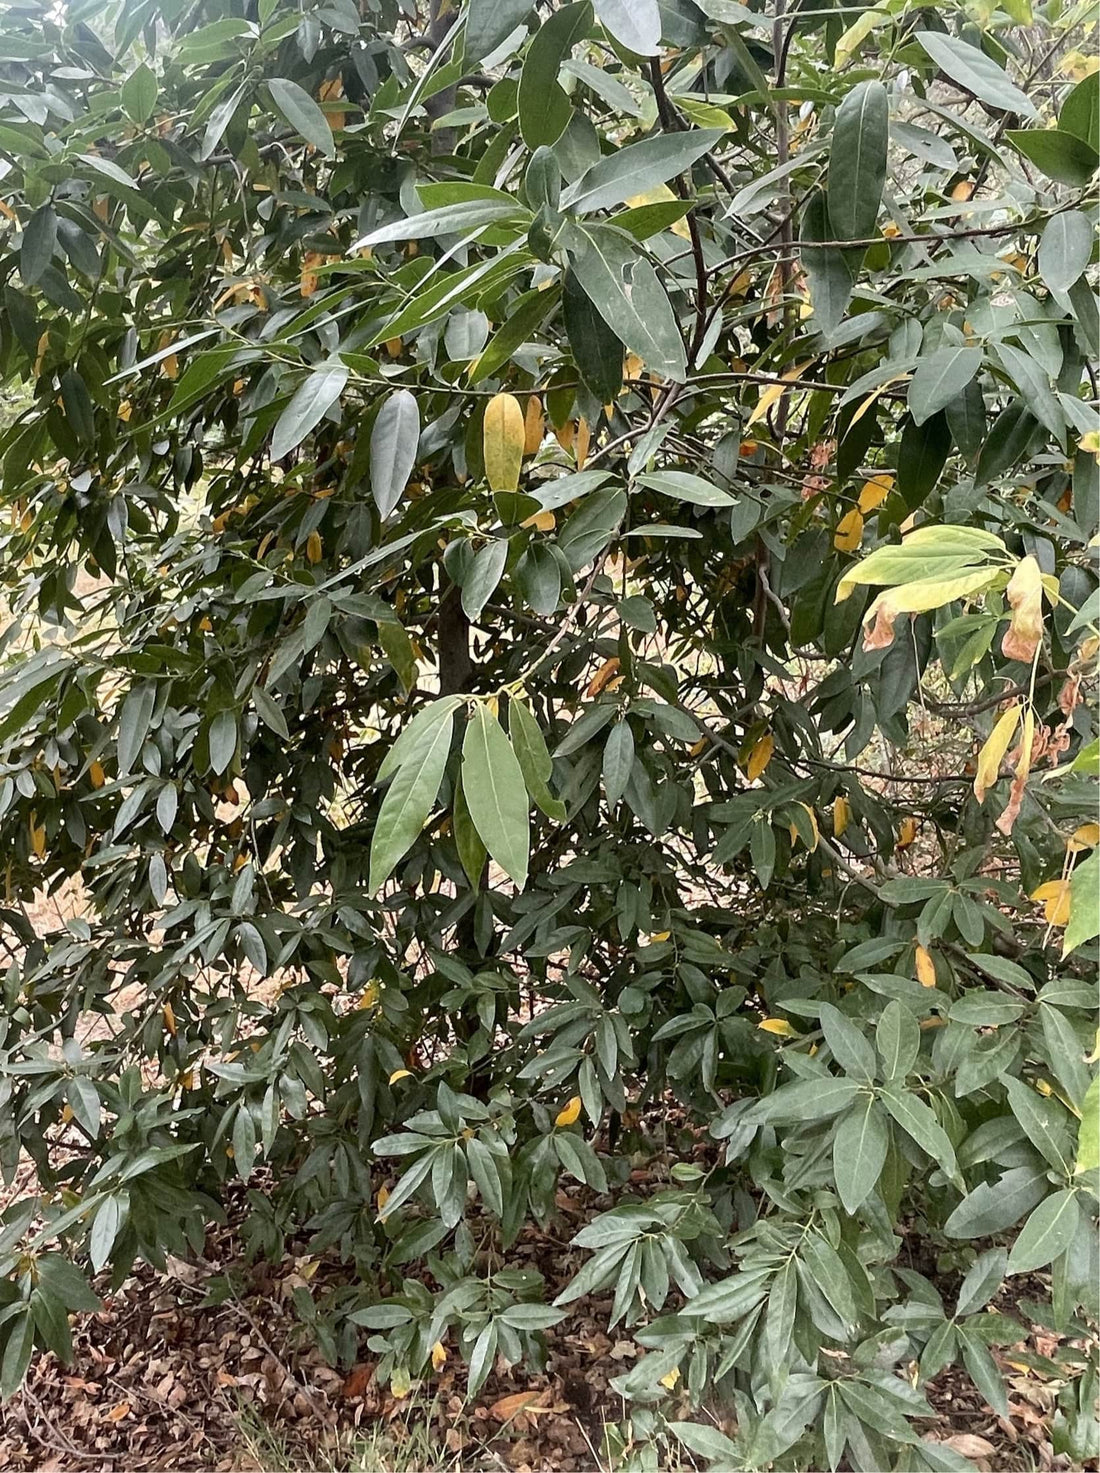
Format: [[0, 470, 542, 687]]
[[0, 0, 1096, 1465]]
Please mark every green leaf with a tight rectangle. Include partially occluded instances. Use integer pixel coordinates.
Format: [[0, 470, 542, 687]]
[[751, 1076, 861, 1123], [565, 221, 687, 381], [908, 347, 982, 427], [267, 77, 335, 158], [602, 721, 634, 806], [898, 413, 951, 508], [369, 705, 454, 893], [461, 541, 508, 621], [876, 1000, 919, 1082], [827, 80, 889, 242], [1039, 211, 1093, 295], [960, 1329, 1008, 1418], [117, 683, 156, 776], [1075, 1076, 1099, 1176], [509, 698, 565, 820], [801, 187, 856, 334], [916, 32, 1037, 119], [561, 129, 724, 214], [370, 389, 419, 519], [453, 774, 487, 887], [378, 696, 465, 783], [1006, 128, 1099, 188], [1004, 1076, 1073, 1173], [834, 1095, 889, 1214], [668, 1421, 742, 1461], [461, 703, 530, 888], [121, 63, 158, 125], [563, 269, 623, 401], [944, 1165, 1048, 1239], [271, 365, 348, 460], [21, 203, 57, 286], [1064, 847, 1099, 956], [1007, 1190, 1082, 1273], [1, 1309, 34, 1399], [465, 0, 533, 61], [593, 0, 660, 54], [955, 1247, 1006, 1317], [208, 709, 237, 775], [881, 1085, 961, 1186], [518, 2, 590, 149], [636, 471, 736, 507], [818, 1003, 877, 1080], [1061, 70, 1099, 152]]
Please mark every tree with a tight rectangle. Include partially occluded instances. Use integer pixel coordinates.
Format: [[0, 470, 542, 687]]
[[0, 0, 1096, 1463]]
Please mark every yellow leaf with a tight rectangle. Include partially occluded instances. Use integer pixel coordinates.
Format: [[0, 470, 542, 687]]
[[797, 802, 820, 851], [915, 945, 936, 988], [858, 474, 893, 513], [390, 1367, 412, 1399], [357, 980, 380, 1009], [974, 704, 1022, 803], [29, 813, 45, 858], [384, 337, 403, 358], [586, 657, 620, 697], [555, 1096, 582, 1128], [306, 530, 323, 564], [575, 417, 591, 469], [659, 1365, 681, 1389], [117, 399, 132, 423], [1031, 878, 1071, 926], [833, 795, 850, 837], [388, 1068, 412, 1084], [483, 393, 525, 492], [89, 759, 106, 789], [521, 509, 555, 532], [523, 395, 544, 455], [1079, 430, 1100, 455], [1002, 555, 1044, 663], [758, 1017, 798, 1037], [555, 418, 575, 452], [746, 732, 774, 783], [746, 363, 811, 428], [951, 181, 975, 202], [163, 1002, 176, 1036], [834, 509, 864, 553], [898, 816, 918, 848], [377, 1185, 390, 1212], [431, 1340, 447, 1370], [1068, 823, 1100, 852]]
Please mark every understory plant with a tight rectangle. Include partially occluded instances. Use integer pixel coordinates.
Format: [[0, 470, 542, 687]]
[[0, 0, 1096, 1467]]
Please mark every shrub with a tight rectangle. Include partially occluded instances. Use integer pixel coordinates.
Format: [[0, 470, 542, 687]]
[[0, 0, 1096, 1466]]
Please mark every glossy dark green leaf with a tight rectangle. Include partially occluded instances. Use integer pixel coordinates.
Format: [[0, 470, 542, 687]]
[[907, 346, 981, 427], [833, 1096, 889, 1214], [561, 128, 723, 214], [827, 80, 888, 242], [369, 705, 454, 893], [271, 365, 348, 460], [563, 268, 623, 402], [21, 204, 57, 286], [267, 77, 335, 158], [1006, 128, 1099, 187], [462, 703, 530, 888], [1007, 1190, 1082, 1273], [121, 62, 158, 125], [801, 188, 856, 334], [370, 389, 420, 519], [518, 3, 591, 149]]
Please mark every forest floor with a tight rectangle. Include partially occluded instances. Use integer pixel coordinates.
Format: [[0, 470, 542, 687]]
[[0, 1162, 1088, 1473]]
